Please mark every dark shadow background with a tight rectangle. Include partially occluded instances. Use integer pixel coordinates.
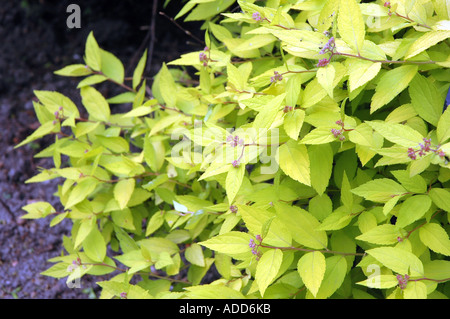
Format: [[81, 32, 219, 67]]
[[0, 0, 206, 298]]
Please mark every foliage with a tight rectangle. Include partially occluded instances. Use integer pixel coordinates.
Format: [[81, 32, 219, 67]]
[[17, 0, 450, 299]]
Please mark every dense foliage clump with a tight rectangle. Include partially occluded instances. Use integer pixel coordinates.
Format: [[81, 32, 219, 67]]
[[18, 0, 450, 299]]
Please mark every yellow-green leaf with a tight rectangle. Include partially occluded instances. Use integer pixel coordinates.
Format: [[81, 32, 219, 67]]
[[317, 64, 336, 98], [114, 178, 135, 210], [419, 223, 450, 256], [85, 31, 102, 71], [370, 65, 418, 113], [405, 30, 450, 59], [226, 164, 245, 204], [338, 0, 365, 53], [256, 249, 283, 297], [277, 139, 310, 186], [297, 251, 326, 297]]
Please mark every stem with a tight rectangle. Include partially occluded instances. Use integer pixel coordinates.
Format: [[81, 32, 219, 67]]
[[394, 12, 432, 30]]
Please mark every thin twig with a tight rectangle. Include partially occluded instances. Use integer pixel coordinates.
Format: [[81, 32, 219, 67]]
[[159, 11, 205, 46]]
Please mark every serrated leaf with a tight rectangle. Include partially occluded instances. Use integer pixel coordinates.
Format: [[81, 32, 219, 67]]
[[356, 275, 399, 289], [275, 202, 328, 250], [66, 178, 98, 209], [185, 243, 206, 267], [437, 108, 450, 143], [403, 281, 427, 299], [366, 247, 424, 276], [85, 31, 102, 71], [370, 65, 418, 113], [256, 249, 283, 297], [347, 59, 381, 92], [100, 49, 124, 84], [133, 50, 147, 90], [396, 195, 431, 229], [428, 188, 450, 212], [314, 256, 347, 299], [226, 164, 245, 204], [419, 223, 450, 256], [308, 144, 333, 195], [83, 227, 106, 262], [356, 224, 404, 245], [297, 251, 326, 297], [405, 31, 450, 59], [367, 121, 423, 147], [409, 74, 444, 126], [317, 64, 336, 98], [80, 86, 110, 122], [284, 109, 305, 140], [277, 139, 310, 186], [351, 178, 407, 203], [200, 231, 252, 260], [114, 178, 135, 210], [338, 0, 365, 53]]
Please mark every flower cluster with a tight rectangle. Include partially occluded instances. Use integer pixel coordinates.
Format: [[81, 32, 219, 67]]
[[227, 134, 244, 147], [283, 105, 293, 113], [199, 46, 210, 66], [249, 235, 263, 260], [232, 160, 240, 168], [407, 138, 446, 161], [317, 58, 330, 68], [319, 36, 335, 55], [270, 71, 283, 83], [230, 205, 238, 213], [67, 257, 86, 272], [396, 274, 410, 290], [252, 11, 262, 21], [331, 120, 346, 141], [120, 292, 128, 299]]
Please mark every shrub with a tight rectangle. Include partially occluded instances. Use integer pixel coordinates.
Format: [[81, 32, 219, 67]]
[[17, 0, 450, 299]]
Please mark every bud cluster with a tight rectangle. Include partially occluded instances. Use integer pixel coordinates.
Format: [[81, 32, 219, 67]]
[[331, 120, 346, 141], [230, 205, 238, 213], [199, 46, 210, 66], [67, 257, 86, 272], [407, 138, 446, 161], [270, 71, 283, 83], [249, 235, 263, 260], [396, 274, 410, 290], [227, 134, 244, 148], [252, 11, 262, 21], [319, 36, 335, 55]]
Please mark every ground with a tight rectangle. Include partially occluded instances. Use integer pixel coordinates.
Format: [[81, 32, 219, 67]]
[[0, 0, 205, 299]]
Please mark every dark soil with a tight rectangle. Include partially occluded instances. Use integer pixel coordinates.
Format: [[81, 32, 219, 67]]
[[0, 0, 204, 299]]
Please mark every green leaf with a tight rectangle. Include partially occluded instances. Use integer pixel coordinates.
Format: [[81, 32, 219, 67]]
[[114, 178, 135, 210], [83, 227, 106, 262], [370, 65, 418, 113], [396, 195, 432, 229], [111, 208, 135, 231], [367, 121, 423, 147], [54, 64, 93, 77], [184, 283, 245, 299], [316, 64, 336, 98], [84, 31, 102, 71], [133, 50, 147, 90], [80, 86, 110, 122], [284, 109, 305, 140], [338, 0, 365, 53], [277, 139, 311, 186], [226, 164, 245, 204], [100, 49, 124, 84], [405, 30, 450, 59], [403, 281, 427, 299], [366, 247, 424, 276], [256, 249, 283, 297], [347, 59, 381, 92], [237, 204, 291, 247], [419, 223, 450, 256], [356, 275, 399, 289], [297, 251, 326, 297], [428, 188, 450, 212], [158, 63, 177, 108], [356, 224, 405, 245], [391, 170, 427, 193], [66, 178, 98, 209], [185, 243, 206, 267], [437, 108, 450, 144], [275, 202, 328, 250], [351, 178, 407, 203], [409, 74, 444, 126], [200, 231, 253, 260], [314, 256, 347, 299]]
